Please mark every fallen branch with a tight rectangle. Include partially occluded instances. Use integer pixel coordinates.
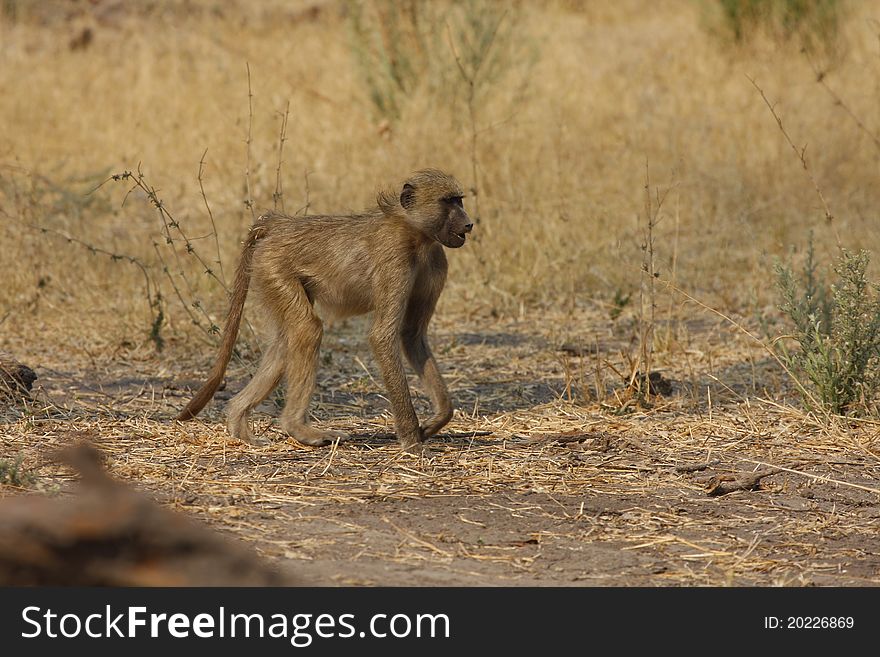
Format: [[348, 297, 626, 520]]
[[705, 468, 782, 496], [0, 442, 294, 585]]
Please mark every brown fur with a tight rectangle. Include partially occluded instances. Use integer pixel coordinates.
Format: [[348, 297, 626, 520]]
[[177, 169, 472, 450]]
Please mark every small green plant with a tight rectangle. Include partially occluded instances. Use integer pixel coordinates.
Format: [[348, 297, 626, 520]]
[[0, 453, 36, 488], [346, 0, 526, 121], [609, 288, 632, 321], [775, 243, 880, 415], [713, 0, 841, 50]]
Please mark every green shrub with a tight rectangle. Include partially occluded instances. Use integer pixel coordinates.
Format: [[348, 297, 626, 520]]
[[0, 453, 36, 488], [775, 243, 880, 414], [346, 0, 526, 120], [713, 0, 841, 50]]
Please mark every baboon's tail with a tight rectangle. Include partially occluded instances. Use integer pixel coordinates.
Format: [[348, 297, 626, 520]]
[[176, 227, 261, 421]]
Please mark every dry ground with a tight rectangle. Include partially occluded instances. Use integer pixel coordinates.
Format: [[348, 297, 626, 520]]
[[1, 1, 880, 586], [3, 306, 879, 586]]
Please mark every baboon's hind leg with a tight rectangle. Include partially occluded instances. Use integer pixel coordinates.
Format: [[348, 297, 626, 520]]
[[226, 337, 285, 446], [278, 285, 349, 447]]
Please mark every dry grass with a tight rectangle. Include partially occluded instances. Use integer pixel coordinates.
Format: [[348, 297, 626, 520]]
[[1, 1, 879, 585], [3, 1, 880, 335]]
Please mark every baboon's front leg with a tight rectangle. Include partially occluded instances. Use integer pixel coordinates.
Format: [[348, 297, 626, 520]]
[[369, 319, 422, 449], [402, 331, 453, 439]]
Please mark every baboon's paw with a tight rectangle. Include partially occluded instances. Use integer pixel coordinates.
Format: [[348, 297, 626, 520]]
[[420, 419, 448, 439], [242, 433, 271, 447], [400, 441, 434, 460], [286, 425, 349, 447], [227, 418, 269, 447]]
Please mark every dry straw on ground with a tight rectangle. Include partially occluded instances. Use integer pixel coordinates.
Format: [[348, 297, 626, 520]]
[[3, 308, 879, 585]]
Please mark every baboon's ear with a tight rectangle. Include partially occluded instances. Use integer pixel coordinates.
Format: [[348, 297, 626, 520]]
[[400, 183, 416, 210]]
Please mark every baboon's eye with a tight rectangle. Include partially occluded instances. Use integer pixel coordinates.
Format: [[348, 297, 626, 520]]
[[445, 195, 464, 208]]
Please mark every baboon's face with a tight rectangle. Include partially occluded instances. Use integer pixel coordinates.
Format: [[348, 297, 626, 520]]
[[400, 171, 473, 249], [433, 193, 472, 248]]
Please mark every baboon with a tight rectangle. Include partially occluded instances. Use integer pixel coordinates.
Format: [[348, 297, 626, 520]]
[[177, 169, 472, 451]]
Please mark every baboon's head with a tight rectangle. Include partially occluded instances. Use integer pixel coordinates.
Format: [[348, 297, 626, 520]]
[[382, 169, 473, 248]]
